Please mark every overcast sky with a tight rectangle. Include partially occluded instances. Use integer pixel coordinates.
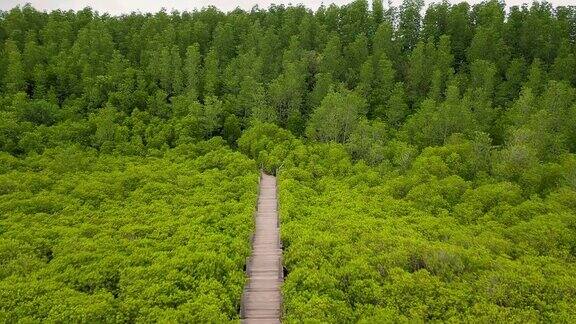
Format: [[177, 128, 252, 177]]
[[1, 1, 574, 15]]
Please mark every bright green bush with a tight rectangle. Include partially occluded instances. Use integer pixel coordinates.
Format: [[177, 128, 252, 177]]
[[278, 142, 576, 322], [0, 141, 258, 322]]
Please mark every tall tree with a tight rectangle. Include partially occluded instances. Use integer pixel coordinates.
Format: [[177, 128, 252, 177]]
[[372, 0, 384, 27], [429, 35, 454, 100], [373, 22, 398, 61], [406, 40, 434, 104], [320, 33, 344, 81], [170, 45, 183, 95], [306, 89, 367, 143], [422, 1, 450, 42], [268, 62, 306, 134], [398, 0, 424, 52], [212, 22, 236, 64], [203, 48, 220, 98], [446, 2, 472, 69], [383, 82, 409, 127], [3, 39, 26, 94], [184, 43, 201, 99], [344, 34, 369, 87]]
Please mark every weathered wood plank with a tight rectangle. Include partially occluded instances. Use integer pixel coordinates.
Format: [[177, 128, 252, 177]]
[[242, 173, 283, 324]]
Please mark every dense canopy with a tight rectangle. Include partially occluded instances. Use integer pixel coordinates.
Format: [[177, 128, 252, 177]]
[[1, 0, 576, 322]]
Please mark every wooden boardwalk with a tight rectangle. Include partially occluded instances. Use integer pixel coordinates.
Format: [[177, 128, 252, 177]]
[[241, 173, 282, 324]]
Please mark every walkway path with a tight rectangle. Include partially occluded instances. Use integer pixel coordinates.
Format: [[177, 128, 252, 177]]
[[241, 173, 282, 324]]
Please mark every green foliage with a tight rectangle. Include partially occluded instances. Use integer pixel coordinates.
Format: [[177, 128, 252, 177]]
[[184, 44, 201, 99], [238, 122, 300, 174], [0, 1, 574, 156], [277, 140, 576, 322], [306, 89, 366, 143], [0, 141, 258, 321], [402, 85, 477, 147], [3, 39, 26, 94], [202, 48, 219, 98], [2, 2, 576, 322]]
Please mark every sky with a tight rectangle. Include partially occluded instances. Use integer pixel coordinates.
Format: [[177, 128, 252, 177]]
[[0, 0, 574, 15]]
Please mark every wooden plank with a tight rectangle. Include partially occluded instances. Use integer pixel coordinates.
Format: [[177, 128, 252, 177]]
[[241, 172, 283, 323]]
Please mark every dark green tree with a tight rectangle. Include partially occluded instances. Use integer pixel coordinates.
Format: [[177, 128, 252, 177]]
[[3, 39, 26, 94]]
